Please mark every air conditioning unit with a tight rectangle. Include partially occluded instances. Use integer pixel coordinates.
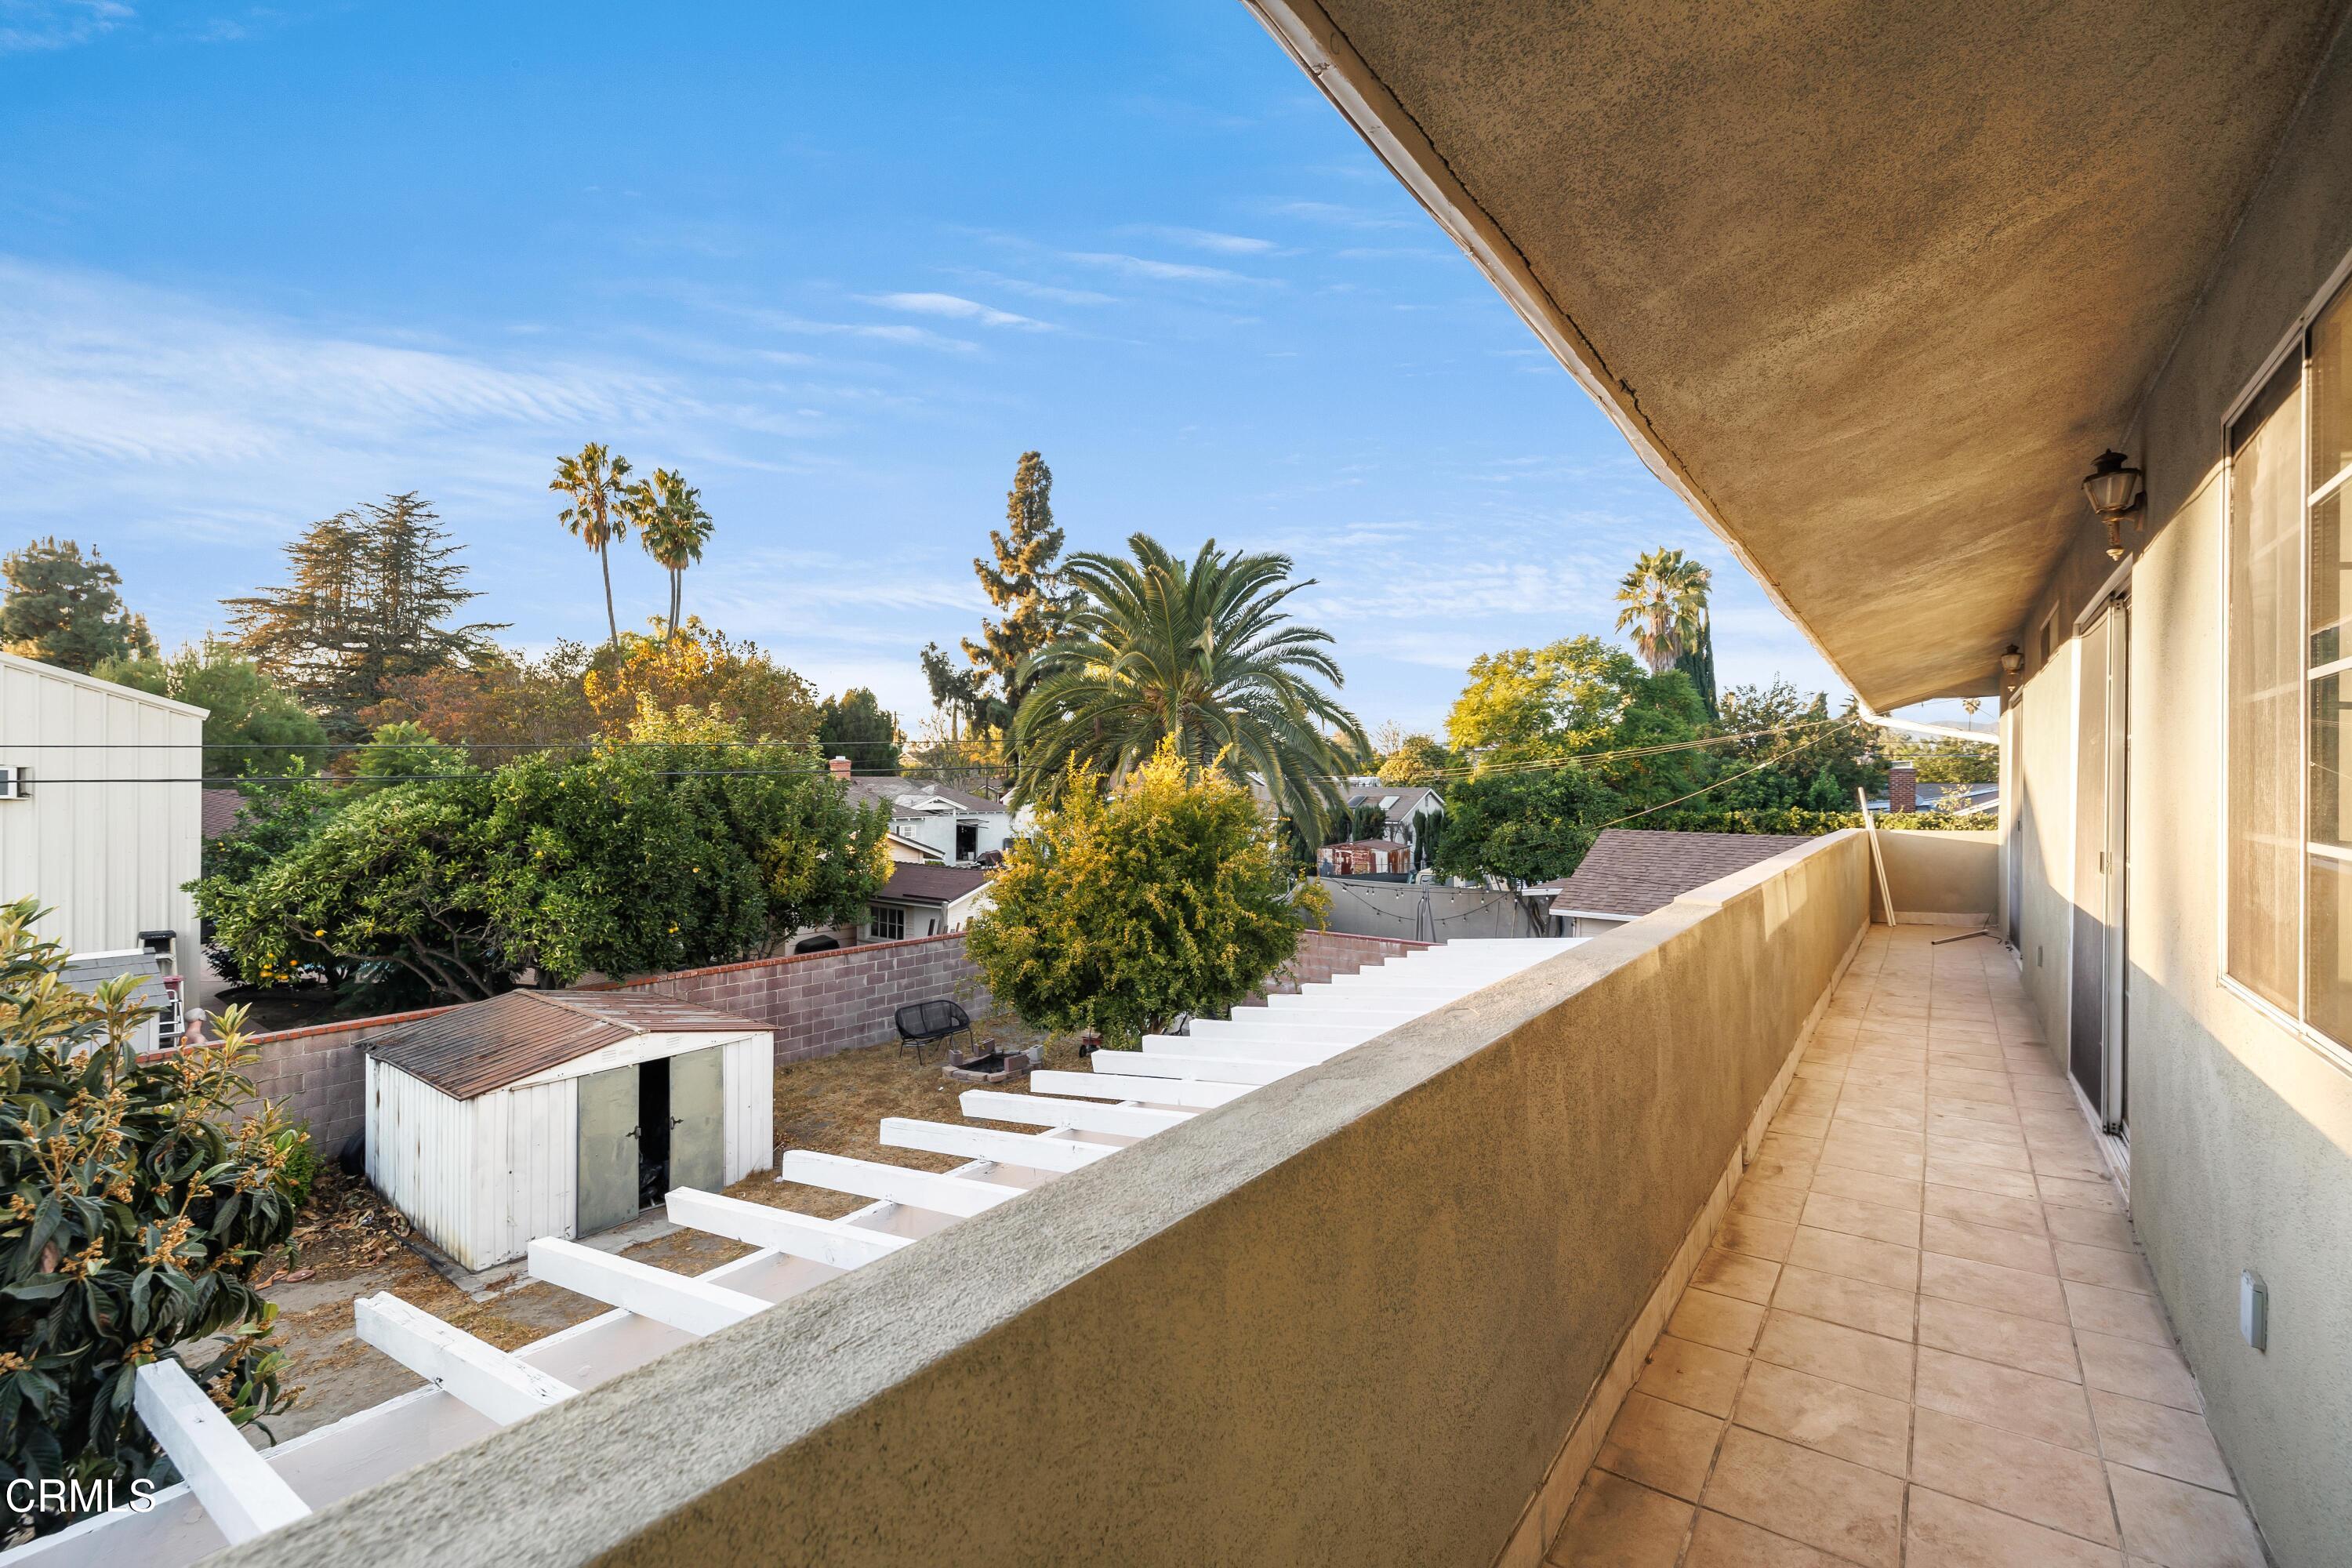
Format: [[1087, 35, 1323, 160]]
[[0, 766, 25, 801]]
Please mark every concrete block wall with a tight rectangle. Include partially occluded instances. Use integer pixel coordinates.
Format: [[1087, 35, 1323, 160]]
[[594, 933, 993, 1066], [225, 1007, 452, 1159], [1264, 927, 1430, 996], [216, 927, 1427, 1149]]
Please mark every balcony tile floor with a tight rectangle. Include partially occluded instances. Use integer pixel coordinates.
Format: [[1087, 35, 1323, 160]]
[[1548, 925, 2266, 1568]]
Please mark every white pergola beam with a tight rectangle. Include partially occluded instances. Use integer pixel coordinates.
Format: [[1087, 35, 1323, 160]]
[[354, 1292, 580, 1426], [1138, 1033, 1339, 1063], [524, 1236, 771, 1337], [879, 1117, 1121, 1171], [775, 1149, 1023, 1218], [1083, 1051, 1301, 1084], [1029, 1069, 1252, 1108], [666, 1189, 915, 1271], [132, 1359, 312, 1546], [959, 1089, 1191, 1138]]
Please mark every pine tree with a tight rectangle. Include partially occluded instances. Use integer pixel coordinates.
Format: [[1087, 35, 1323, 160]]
[[224, 494, 505, 738], [962, 452, 1070, 757], [0, 538, 157, 672]]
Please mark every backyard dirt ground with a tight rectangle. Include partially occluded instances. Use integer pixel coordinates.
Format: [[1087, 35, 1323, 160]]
[[251, 1015, 1083, 1445]]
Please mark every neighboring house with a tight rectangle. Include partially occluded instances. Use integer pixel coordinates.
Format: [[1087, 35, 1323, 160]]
[[1531, 829, 1815, 937], [1318, 839, 1414, 878], [832, 757, 1014, 865], [1340, 783, 1446, 866], [0, 650, 205, 1049], [201, 787, 247, 840], [1866, 762, 1997, 815], [863, 862, 993, 942]]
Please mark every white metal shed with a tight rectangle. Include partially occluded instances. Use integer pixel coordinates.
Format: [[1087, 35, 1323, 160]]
[[365, 992, 775, 1270]]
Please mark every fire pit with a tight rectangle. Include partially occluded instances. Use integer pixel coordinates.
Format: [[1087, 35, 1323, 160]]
[[940, 1045, 1041, 1085]]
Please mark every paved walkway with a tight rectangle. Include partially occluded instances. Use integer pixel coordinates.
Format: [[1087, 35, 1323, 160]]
[[1550, 925, 2266, 1567]]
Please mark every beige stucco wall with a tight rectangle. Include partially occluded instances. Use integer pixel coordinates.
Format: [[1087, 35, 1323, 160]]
[[216, 835, 1869, 1568], [2005, 24, 2352, 1564], [1871, 829, 1997, 922]]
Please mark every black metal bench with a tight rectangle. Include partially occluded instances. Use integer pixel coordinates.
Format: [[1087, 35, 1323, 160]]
[[894, 999, 975, 1064]]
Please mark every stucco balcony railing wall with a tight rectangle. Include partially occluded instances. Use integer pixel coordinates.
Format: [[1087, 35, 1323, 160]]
[[217, 833, 1873, 1568]]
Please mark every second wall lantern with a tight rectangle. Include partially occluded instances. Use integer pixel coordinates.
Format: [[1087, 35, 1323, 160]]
[[2083, 449, 2145, 559]]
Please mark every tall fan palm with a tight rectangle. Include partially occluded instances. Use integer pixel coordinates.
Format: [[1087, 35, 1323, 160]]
[[624, 467, 713, 638], [550, 442, 633, 647], [1613, 546, 1712, 676], [1013, 533, 1367, 841]]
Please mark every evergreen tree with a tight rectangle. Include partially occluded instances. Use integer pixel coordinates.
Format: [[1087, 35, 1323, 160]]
[[963, 451, 1070, 757], [816, 688, 902, 774], [1672, 609, 1719, 720], [920, 641, 1007, 743], [0, 537, 156, 672], [223, 494, 504, 739], [95, 640, 325, 780]]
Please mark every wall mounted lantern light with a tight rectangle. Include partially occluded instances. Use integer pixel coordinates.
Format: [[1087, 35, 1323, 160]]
[[2000, 644, 2023, 697], [2082, 449, 2145, 559]]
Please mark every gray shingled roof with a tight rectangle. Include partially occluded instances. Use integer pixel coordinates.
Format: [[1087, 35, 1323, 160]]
[[367, 991, 768, 1100], [1542, 829, 1817, 919], [877, 863, 994, 906], [201, 789, 248, 840], [844, 776, 1005, 815]]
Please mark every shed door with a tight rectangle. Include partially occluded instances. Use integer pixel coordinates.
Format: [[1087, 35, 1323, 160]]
[[667, 1047, 726, 1195], [576, 1065, 640, 1236]]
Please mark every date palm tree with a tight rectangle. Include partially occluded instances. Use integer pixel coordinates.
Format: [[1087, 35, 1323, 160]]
[[1613, 546, 1711, 677], [1012, 533, 1367, 842], [623, 467, 713, 639], [550, 442, 632, 648]]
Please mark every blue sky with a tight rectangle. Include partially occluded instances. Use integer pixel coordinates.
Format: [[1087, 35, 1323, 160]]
[[0, 0, 1848, 738]]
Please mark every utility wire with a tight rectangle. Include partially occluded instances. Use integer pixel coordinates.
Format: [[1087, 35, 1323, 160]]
[[1585, 719, 1863, 830]]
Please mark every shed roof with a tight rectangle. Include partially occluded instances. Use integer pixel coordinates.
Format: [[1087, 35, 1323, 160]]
[[366, 990, 767, 1100], [1539, 829, 1817, 920]]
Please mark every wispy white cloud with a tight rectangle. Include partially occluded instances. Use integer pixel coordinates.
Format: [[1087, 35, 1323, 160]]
[[1272, 199, 1417, 230], [1062, 251, 1271, 285], [0, 257, 677, 469], [945, 269, 1118, 307], [857, 292, 1050, 331], [0, 0, 131, 53], [1127, 225, 1280, 256]]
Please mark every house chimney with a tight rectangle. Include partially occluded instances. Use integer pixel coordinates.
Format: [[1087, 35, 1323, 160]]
[[1888, 764, 1917, 815], [829, 755, 853, 780]]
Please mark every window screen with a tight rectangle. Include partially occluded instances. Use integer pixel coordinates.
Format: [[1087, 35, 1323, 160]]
[[2227, 357, 2303, 1013]]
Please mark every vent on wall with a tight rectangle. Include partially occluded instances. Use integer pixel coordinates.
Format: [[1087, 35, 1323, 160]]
[[2039, 613, 2056, 665], [0, 766, 26, 801]]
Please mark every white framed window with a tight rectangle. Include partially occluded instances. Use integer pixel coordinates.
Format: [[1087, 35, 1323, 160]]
[[869, 906, 906, 942], [2226, 274, 2352, 1048]]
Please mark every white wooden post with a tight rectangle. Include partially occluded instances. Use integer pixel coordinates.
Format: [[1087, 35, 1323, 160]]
[[354, 1294, 579, 1426], [878, 1118, 1123, 1172], [1081, 1051, 1301, 1084], [132, 1360, 311, 1546], [523, 1238, 770, 1337], [775, 1149, 1023, 1218], [1028, 1070, 1253, 1108], [665, 1189, 914, 1271], [957, 1089, 1190, 1139]]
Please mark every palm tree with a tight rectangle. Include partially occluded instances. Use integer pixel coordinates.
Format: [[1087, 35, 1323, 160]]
[[550, 442, 633, 647], [1613, 546, 1712, 677], [623, 467, 713, 638], [1012, 533, 1368, 842]]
